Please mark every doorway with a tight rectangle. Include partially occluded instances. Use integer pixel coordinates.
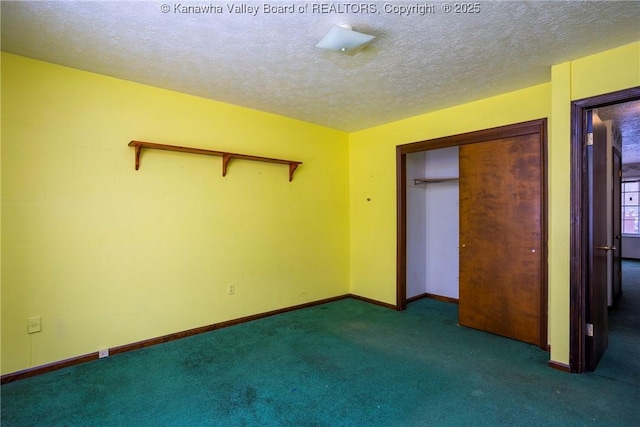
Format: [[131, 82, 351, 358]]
[[570, 86, 640, 373], [396, 119, 548, 349]]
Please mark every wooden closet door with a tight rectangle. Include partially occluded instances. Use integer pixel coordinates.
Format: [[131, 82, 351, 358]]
[[459, 133, 544, 346]]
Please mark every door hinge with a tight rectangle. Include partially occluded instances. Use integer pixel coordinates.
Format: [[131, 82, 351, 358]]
[[619, 170, 622, 178], [586, 133, 593, 146], [586, 323, 594, 337]]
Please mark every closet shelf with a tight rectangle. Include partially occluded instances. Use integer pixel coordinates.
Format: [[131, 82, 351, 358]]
[[414, 178, 459, 185], [128, 140, 302, 182]]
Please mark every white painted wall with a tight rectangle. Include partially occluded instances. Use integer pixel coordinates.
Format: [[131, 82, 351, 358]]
[[406, 152, 427, 298], [424, 147, 459, 299], [622, 237, 640, 259], [406, 147, 459, 300]]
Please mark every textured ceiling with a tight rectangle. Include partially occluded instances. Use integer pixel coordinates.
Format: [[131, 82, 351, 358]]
[[1, 0, 639, 133], [598, 101, 640, 165]]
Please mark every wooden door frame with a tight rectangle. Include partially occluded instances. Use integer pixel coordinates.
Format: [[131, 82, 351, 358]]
[[396, 119, 548, 349], [569, 86, 640, 373]]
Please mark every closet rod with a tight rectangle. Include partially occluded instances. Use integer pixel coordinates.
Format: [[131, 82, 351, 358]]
[[414, 178, 459, 185]]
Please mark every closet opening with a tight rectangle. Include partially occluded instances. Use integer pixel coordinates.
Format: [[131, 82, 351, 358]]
[[396, 119, 548, 349], [405, 147, 460, 304]]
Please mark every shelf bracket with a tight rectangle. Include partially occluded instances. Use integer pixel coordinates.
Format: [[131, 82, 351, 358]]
[[134, 144, 142, 170], [289, 162, 300, 182], [222, 154, 232, 177]]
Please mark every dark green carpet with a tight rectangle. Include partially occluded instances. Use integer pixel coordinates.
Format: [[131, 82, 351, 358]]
[[2, 265, 639, 426], [596, 259, 640, 385]]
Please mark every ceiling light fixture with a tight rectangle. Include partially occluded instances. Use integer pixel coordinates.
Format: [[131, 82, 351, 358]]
[[315, 24, 375, 54]]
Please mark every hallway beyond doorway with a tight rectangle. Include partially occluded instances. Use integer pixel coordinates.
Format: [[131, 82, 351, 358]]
[[594, 259, 640, 381]]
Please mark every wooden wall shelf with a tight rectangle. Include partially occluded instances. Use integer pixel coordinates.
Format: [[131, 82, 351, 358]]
[[128, 141, 302, 182]]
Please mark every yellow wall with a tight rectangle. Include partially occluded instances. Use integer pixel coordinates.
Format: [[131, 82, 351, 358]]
[[548, 62, 572, 365], [571, 42, 640, 101], [1, 53, 350, 375]]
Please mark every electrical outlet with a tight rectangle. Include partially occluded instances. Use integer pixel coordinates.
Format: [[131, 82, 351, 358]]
[[98, 348, 109, 359], [27, 316, 42, 334], [227, 283, 235, 295]]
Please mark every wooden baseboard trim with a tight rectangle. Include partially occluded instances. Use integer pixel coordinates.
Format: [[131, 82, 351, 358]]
[[110, 294, 352, 356], [0, 352, 99, 384], [407, 293, 459, 304], [547, 360, 572, 373], [2, 293, 564, 384], [349, 293, 400, 310], [1, 294, 352, 384]]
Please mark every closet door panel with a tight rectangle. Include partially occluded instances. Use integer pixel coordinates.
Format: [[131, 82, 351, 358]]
[[459, 133, 543, 346]]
